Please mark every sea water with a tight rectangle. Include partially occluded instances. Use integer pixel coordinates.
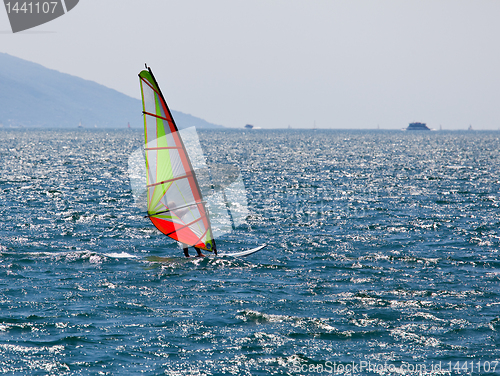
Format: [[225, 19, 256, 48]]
[[0, 128, 499, 375]]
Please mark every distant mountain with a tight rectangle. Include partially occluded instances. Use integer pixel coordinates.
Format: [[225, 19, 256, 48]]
[[0, 53, 223, 129]]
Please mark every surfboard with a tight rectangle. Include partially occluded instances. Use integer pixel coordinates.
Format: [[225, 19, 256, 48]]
[[146, 244, 266, 262], [220, 244, 267, 258]]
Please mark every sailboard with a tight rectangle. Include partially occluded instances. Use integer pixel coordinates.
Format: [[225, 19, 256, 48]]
[[219, 244, 267, 258], [136, 66, 265, 257]]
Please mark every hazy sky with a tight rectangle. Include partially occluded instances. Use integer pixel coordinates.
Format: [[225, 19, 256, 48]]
[[1, 0, 500, 129]]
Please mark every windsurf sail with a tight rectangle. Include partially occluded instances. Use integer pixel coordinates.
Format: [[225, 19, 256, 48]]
[[138, 67, 217, 253]]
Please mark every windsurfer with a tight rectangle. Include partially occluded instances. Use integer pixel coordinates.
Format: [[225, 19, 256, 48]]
[[140, 68, 216, 259], [182, 244, 205, 258]]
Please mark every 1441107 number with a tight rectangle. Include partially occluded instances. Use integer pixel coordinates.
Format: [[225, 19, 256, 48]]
[[5, 2, 59, 14]]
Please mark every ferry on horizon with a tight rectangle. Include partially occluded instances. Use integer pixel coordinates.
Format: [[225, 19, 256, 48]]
[[405, 122, 431, 131], [244, 124, 261, 129]]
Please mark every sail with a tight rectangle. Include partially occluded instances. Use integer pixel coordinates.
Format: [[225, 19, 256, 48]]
[[138, 68, 216, 253]]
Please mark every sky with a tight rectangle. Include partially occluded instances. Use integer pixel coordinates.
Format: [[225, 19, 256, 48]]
[[1, 0, 500, 130]]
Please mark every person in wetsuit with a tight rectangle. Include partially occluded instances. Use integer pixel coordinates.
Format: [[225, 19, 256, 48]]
[[182, 244, 205, 258]]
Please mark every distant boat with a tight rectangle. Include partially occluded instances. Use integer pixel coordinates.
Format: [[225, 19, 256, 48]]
[[406, 122, 431, 131], [127, 122, 131, 129], [78, 121, 83, 128], [244, 124, 261, 129], [468, 124, 474, 131]]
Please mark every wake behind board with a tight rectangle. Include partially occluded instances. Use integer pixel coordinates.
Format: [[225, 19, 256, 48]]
[[219, 244, 267, 258]]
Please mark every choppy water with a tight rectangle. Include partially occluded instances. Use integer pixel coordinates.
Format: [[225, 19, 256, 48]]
[[0, 128, 499, 375]]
